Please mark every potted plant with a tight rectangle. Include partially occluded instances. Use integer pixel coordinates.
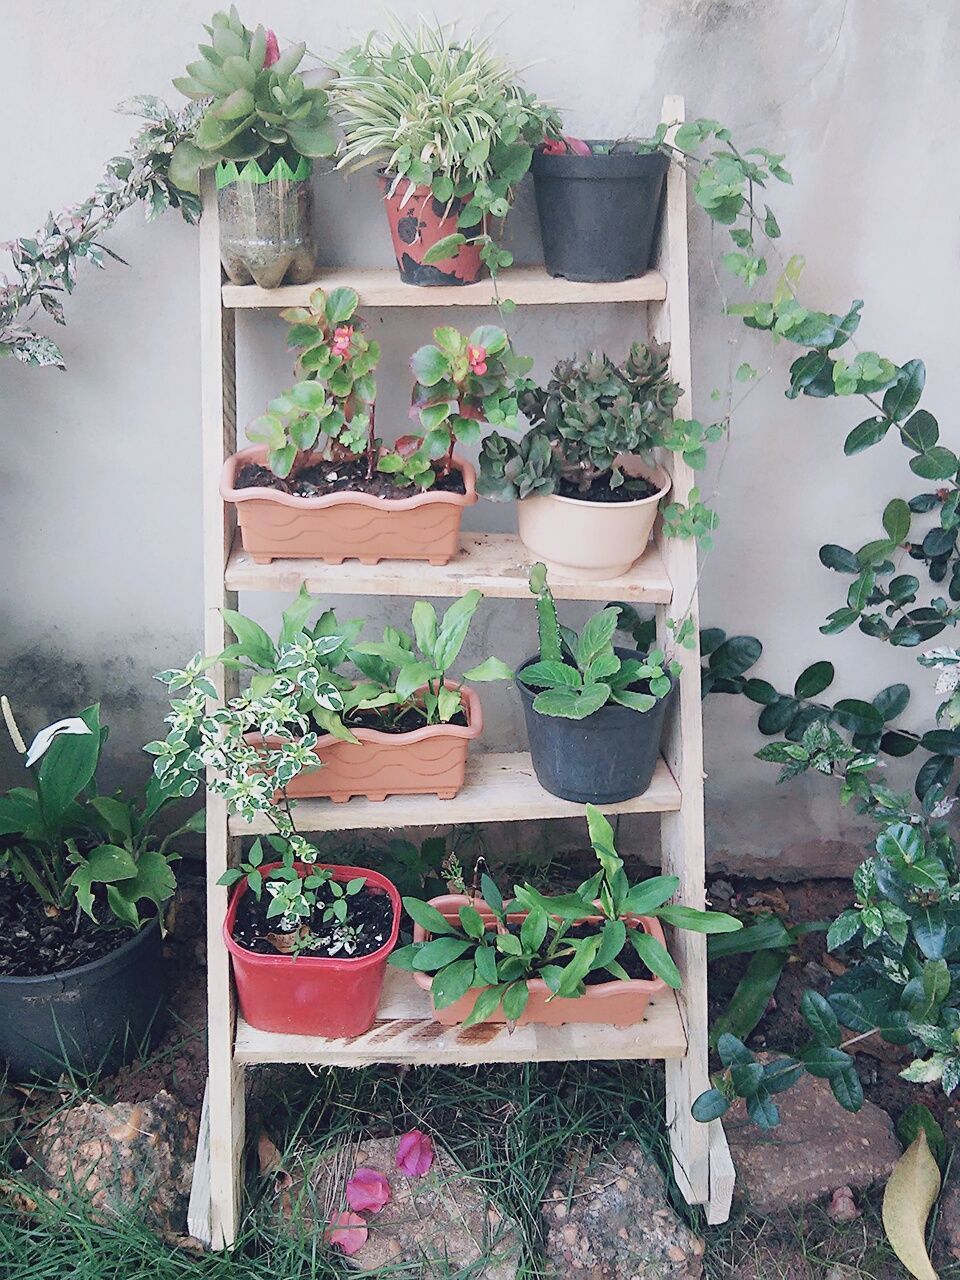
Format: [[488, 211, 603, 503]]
[[0, 702, 198, 1079], [222, 288, 530, 564], [219, 837, 401, 1037], [479, 341, 695, 579], [151, 586, 512, 807], [170, 7, 336, 287], [532, 134, 669, 282], [515, 564, 679, 803], [390, 805, 740, 1027], [331, 18, 561, 285]]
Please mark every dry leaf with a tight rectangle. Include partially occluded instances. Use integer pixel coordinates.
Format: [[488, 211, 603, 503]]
[[882, 1131, 941, 1280], [257, 1130, 283, 1175]]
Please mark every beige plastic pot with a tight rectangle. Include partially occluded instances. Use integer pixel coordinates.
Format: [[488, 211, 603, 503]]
[[516, 461, 670, 580], [221, 446, 477, 565]]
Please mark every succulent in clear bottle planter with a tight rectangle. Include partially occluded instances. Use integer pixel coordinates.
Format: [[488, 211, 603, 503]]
[[171, 6, 336, 287]]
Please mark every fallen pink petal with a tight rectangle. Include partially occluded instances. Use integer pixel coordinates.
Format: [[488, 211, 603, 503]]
[[346, 1166, 392, 1213], [396, 1128, 434, 1177], [325, 1211, 368, 1255]]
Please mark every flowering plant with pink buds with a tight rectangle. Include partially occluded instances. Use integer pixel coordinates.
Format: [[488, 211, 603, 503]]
[[392, 324, 534, 486], [170, 6, 336, 193]]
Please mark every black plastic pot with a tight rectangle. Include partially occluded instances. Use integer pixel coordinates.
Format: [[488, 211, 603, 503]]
[[0, 917, 164, 1080], [531, 143, 669, 282], [517, 648, 678, 803]]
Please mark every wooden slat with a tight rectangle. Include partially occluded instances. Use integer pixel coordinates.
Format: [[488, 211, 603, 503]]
[[225, 530, 673, 603], [222, 264, 666, 309], [651, 95, 714, 1211], [228, 752, 680, 835], [197, 172, 246, 1252], [234, 967, 687, 1065], [706, 1119, 736, 1225]]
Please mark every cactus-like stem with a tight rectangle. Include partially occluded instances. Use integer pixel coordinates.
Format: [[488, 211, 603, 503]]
[[529, 563, 563, 663]]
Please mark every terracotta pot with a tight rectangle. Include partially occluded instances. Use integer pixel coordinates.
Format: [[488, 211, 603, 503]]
[[248, 686, 483, 804], [379, 173, 487, 286], [412, 894, 671, 1029], [221, 446, 477, 565], [516, 460, 670, 580], [224, 862, 400, 1037]]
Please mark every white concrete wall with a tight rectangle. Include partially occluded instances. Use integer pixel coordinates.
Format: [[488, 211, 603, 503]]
[[2, 0, 957, 874]]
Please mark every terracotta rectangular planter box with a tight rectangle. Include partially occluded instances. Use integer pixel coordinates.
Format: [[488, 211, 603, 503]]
[[248, 687, 483, 804], [221, 446, 477, 566], [411, 894, 671, 1029]]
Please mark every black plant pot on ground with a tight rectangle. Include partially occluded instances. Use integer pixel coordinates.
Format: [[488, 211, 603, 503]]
[[0, 918, 164, 1081], [531, 144, 669, 283], [516, 649, 678, 803]]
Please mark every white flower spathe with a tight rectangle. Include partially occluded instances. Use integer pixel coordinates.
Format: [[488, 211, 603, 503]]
[[25, 717, 93, 768]]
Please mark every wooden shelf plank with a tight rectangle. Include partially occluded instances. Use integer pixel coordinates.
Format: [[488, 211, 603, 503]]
[[234, 968, 688, 1065], [225, 531, 672, 603], [222, 265, 667, 310], [228, 752, 680, 836]]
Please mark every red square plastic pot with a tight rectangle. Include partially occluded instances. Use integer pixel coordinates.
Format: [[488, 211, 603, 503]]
[[223, 863, 400, 1037]]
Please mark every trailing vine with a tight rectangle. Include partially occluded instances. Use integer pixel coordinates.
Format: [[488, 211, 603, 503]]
[[1, 96, 201, 369]]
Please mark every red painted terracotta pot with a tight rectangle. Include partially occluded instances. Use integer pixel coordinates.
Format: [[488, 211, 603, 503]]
[[379, 174, 487, 286], [221, 447, 477, 565], [224, 862, 401, 1037]]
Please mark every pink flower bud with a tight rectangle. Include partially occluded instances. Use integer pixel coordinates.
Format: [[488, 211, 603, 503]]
[[263, 29, 280, 67]]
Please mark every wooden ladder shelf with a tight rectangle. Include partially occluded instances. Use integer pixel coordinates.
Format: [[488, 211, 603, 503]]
[[187, 95, 734, 1248]]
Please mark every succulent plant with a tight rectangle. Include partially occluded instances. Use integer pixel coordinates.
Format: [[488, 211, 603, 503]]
[[478, 340, 684, 501], [170, 7, 336, 193]]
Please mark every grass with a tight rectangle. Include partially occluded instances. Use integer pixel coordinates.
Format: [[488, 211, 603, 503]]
[[0, 1060, 678, 1280]]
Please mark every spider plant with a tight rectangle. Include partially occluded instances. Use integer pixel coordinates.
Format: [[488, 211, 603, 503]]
[[330, 18, 561, 273]]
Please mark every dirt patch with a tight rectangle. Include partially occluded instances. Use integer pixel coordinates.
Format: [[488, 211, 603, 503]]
[[236, 458, 466, 501]]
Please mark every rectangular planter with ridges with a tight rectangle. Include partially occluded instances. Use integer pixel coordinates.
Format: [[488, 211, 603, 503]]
[[222, 446, 478, 565]]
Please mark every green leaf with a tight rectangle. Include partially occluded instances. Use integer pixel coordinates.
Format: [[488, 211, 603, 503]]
[[800, 990, 841, 1045], [575, 608, 620, 671], [221, 610, 276, 666], [421, 233, 467, 265], [691, 1088, 730, 1122], [410, 344, 450, 387], [433, 590, 482, 671], [518, 660, 581, 690], [655, 905, 742, 933], [411, 600, 438, 658], [897, 1104, 946, 1167], [710, 948, 788, 1048], [462, 657, 514, 683], [819, 543, 860, 574], [900, 409, 939, 453], [910, 446, 957, 480], [458, 904, 486, 940], [430, 957, 476, 1009], [622, 875, 679, 915], [882, 498, 911, 543], [800, 1044, 853, 1079], [68, 843, 138, 919], [629, 930, 682, 988], [474, 944, 498, 986], [412, 936, 475, 971], [402, 896, 459, 936], [532, 685, 610, 719], [324, 287, 358, 326], [501, 980, 530, 1022], [462, 984, 506, 1028], [35, 705, 102, 835], [794, 661, 834, 699], [882, 359, 925, 422], [844, 417, 890, 455], [827, 910, 861, 950]]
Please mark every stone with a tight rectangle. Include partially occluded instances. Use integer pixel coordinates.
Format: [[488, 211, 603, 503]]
[[541, 1140, 704, 1279], [938, 1173, 960, 1264], [32, 1089, 196, 1236], [276, 1135, 521, 1280], [724, 1060, 900, 1214]]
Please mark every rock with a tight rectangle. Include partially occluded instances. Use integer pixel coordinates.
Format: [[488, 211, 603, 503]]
[[32, 1089, 196, 1235], [276, 1135, 521, 1279], [725, 1061, 900, 1214], [542, 1141, 704, 1279], [938, 1174, 960, 1263]]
